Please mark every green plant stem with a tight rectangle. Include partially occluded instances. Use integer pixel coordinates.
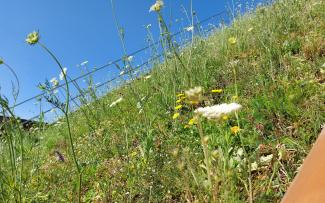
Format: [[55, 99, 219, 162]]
[[197, 118, 213, 193], [38, 42, 82, 203]]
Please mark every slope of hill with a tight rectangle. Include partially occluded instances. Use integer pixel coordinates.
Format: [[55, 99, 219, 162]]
[[1, 0, 324, 202]]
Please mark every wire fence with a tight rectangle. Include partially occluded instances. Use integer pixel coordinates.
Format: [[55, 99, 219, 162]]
[[12, 10, 228, 125]]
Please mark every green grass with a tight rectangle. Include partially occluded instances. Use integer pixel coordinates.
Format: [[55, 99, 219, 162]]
[[1, 0, 325, 202]]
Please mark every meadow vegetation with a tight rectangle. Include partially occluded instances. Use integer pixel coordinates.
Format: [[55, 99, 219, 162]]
[[0, 0, 324, 202]]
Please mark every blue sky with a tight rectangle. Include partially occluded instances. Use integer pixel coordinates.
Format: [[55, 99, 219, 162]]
[[0, 0, 264, 121]]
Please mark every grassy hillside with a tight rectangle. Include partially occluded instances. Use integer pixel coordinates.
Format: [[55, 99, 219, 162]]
[[1, 0, 325, 202]]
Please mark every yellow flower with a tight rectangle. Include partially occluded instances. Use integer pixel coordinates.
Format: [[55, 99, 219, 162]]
[[188, 118, 197, 125], [26, 31, 39, 45], [172, 113, 180, 119], [222, 115, 228, 120], [231, 126, 240, 134], [232, 95, 238, 100], [175, 105, 182, 110], [211, 89, 223, 93], [176, 93, 185, 97], [176, 99, 182, 103], [184, 125, 190, 129], [228, 37, 237, 45]]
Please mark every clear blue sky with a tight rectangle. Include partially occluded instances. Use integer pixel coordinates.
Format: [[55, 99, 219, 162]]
[[0, 0, 265, 121]]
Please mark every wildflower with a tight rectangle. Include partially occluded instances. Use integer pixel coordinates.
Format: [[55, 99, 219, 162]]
[[176, 93, 185, 97], [109, 97, 123, 107], [175, 105, 182, 110], [184, 125, 190, 129], [185, 86, 203, 104], [228, 37, 237, 45], [232, 95, 238, 100], [231, 126, 240, 134], [195, 103, 242, 120], [149, 0, 164, 12], [59, 67, 67, 81], [248, 27, 253, 32], [25, 31, 39, 45], [260, 154, 273, 164], [211, 89, 223, 93], [237, 148, 244, 157], [120, 70, 125, 75], [222, 115, 228, 120], [80, 60, 88, 66], [176, 99, 182, 103], [172, 112, 180, 119], [144, 75, 152, 80], [251, 162, 258, 171], [50, 77, 59, 87], [146, 24, 152, 29], [188, 117, 197, 125], [127, 55, 134, 62], [185, 26, 194, 32]]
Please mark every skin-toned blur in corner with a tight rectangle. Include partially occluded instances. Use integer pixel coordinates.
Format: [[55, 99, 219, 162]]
[[281, 127, 325, 203]]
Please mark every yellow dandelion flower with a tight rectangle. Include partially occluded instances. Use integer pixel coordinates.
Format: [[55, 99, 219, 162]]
[[228, 37, 237, 45], [172, 113, 180, 119], [180, 96, 186, 100], [231, 126, 240, 134], [188, 118, 197, 125], [222, 115, 228, 120], [184, 125, 190, 129], [176, 93, 185, 97], [176, 99, 182, 103], [211, 89, 223, 93], [175, 105, 182, 110]]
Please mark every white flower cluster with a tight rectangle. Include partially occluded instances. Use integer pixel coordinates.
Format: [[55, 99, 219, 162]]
[[50, 77, 59, 87], [149, 0, 164, 12], [194, 103, 242, 120], [185, 86, 203, 103]]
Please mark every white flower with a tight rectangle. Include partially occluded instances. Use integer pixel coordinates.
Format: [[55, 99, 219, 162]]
[[185, 86, 203, 104], [149, 0, 164, 12], [120, 70, 125, 75], [127, 56, 134, 62], [251, 162, 258, 171], [144, 75, 152, 80], [80, 60, 88, 66], [237, 148, 244, 157], [194, 103, 242, 120], [260, 154, 273, 164], [185, 26, 194, 32], [109, 97, 123, 108], [59, 67, 67, 80], [146, 24, 152, 29], [50, 77, 59, 87]]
